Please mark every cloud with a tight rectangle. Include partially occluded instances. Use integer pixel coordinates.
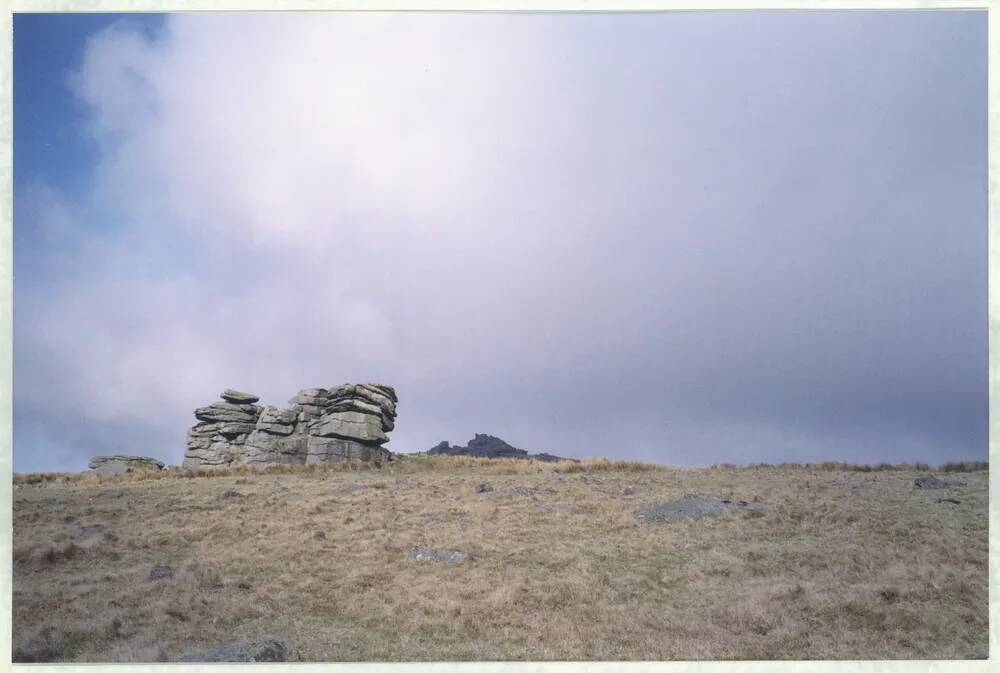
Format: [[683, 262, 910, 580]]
[[14, 11, 987, 471]]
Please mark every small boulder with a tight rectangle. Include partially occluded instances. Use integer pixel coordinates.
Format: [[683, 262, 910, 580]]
[[914, 474, 966, 489], [179, 637, 301, 662], [914, 475, 945, 489], [69, 524, 106, 540], [149, 564, 174, 580], [474, 483, 494, 494]]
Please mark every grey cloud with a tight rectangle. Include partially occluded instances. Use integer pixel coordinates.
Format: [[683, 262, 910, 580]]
[[13, 11, 986, 472]]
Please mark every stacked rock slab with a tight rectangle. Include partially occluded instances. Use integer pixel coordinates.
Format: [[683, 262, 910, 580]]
[[182, 384, 397, 468], [89, 454, 166, 475]]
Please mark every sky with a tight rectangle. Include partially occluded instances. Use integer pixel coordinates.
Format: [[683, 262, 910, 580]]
[[12, 10, 987, 473]]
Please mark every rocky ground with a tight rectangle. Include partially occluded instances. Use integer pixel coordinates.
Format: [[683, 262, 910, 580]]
[[11, 457, 989, 661]]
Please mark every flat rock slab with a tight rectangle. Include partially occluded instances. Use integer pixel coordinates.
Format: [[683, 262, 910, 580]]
[[914, 475, 966, 490], [408, 545, 466, 564], [89, 453, 164, 470], [479, 486, 535, 498], [149, 565, 175, 580], [89, 454, 165, 473], [179, 637, 301, 662], [220, 389, 261, 404], [635, 495, 768, 524]]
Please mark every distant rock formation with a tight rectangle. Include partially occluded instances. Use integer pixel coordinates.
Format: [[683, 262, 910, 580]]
[[425, 433, 575, 462], [183, 384, 397, 468], [89, 455, 165, 476]]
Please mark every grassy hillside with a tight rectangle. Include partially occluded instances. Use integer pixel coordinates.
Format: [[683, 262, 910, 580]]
[[12, 456, 988, 661]]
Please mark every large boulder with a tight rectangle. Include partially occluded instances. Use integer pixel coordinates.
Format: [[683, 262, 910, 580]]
[[311, 411, 388, 444], [256, 406, 298, 435], [306, 436, 390, 463], [89, 455, 165, 476], [242, 431, 309, 465]]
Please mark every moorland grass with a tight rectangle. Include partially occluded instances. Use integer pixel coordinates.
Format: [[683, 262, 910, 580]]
[[12, 456, 988, 661]]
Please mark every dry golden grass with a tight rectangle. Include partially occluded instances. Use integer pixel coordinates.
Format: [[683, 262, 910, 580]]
[[12, 456, 988, 661]]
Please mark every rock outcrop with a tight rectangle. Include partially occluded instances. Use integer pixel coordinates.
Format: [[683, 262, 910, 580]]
[[425, 434, 576, 462], [88, 455, 165, 476], [183, 384, 397, 468]]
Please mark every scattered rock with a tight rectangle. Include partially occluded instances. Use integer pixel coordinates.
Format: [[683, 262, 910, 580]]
[[408, 545, 466, 564], [417, 512, 467, 524], [179, 637, 302, 662], [635, 495, 768, 524], [482, 486, 535, 498], [914, 474, 966, 489], [149, 565, 174, 580], [220, 490, 243, 500], [89, 455, 165, 476], [474, 483, 494, 493]]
